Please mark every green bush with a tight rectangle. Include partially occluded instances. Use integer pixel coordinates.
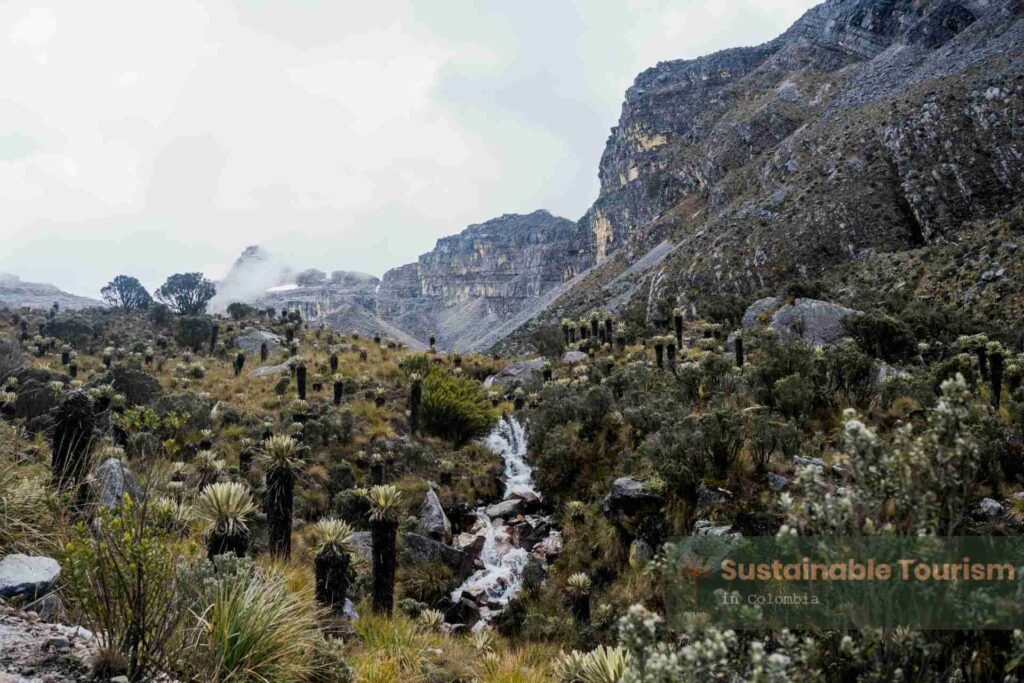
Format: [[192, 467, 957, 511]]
[[399, 562, 456, 605], [420, 369, 497, 447], [176, 315, 214, 352], [842, 311, 917, 362], [62, 497, 187, 680]]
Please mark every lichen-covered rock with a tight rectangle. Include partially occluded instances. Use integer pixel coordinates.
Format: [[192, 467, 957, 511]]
[[768, 299, 859, 347], [90, 458, 140, 509]]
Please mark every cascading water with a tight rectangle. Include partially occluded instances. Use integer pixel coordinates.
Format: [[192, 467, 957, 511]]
[[450, 415, 554, 626]]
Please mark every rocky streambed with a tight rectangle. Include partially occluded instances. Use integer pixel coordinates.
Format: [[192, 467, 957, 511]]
[[448, 415, 561, 628]]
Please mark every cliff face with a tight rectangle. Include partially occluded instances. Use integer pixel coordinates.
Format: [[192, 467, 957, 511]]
[[213, 211, 584, 350], [498, 0, 1024, 349], [378, 210, 585, 349], [578, 0, 1024, 266]]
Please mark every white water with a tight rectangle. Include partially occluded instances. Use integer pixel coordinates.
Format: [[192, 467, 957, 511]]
[[451, 415, 540, 626]]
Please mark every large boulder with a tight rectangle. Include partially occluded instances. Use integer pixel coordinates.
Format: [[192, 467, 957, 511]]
[[741, 298, 859, 347], [0, 555, 60, 601], [234, 329, 283, 355], [561, 351, 588, 364], [602, 477, 663, 538], [484, 358, 547, 390], [351, 532, 474, 579], [90, 458, 140, 508], [485, 498, 524, 520], [418, 489, 452, 544], [741, 297, 781, 328]]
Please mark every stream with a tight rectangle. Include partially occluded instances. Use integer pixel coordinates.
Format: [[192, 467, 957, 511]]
[[449, 415, 560, 627]]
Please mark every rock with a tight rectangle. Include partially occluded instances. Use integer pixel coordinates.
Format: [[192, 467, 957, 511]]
[[979, 498, 1005, 517], [0, 555, 60, 601], [351, 532, 474, 580], [561, 350, 588, 364], [768, 299, 859, 347], [875, 362, 911, 384], [485, 498, 524, 520], [602, 477, 664, 539], [692, 520, 741, 539], [767, 473, 789, 491], [742, 297, 781, 328], [484, 358, 548, 390], [531, 530, 563, 561], [417, 489, 452, 544], [454, 533, 486, 560], [233, 329, 283, 355], [696, 483, 730, 511], [793, 455, 843, 474], [90, 458, 140, 508], [249, 362, 291, 378]]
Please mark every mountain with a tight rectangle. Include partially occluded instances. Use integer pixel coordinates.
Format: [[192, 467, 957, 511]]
[[215, 211, 586, 350], [377, 210, 587, 349], [498, 0, 1024, 348], [0, 273, 103, 311]]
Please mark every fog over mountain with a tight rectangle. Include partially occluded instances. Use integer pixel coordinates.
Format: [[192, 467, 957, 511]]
[[0, 0, 816, 298]]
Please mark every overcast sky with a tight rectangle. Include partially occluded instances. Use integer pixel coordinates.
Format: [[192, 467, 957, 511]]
[[1, 0, 817, 298]]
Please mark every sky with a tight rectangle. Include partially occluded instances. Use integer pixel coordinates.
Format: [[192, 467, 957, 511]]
[[0, 0, 818, 298]]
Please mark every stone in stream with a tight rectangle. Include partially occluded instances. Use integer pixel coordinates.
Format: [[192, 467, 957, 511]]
[[485, 498, 524, 520]]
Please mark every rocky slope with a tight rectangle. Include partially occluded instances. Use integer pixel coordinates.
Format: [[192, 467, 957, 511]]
[[377, 211, 587, 349], [0, 275, 102, 312], [216, 211, 587, 350], [501, 0, 1024, 348]]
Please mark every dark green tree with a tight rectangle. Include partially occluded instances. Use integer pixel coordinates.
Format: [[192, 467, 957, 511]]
[[100, 275, 153, 310], [154, 272, 216, 314]]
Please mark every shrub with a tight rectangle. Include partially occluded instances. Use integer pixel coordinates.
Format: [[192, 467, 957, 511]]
[[420, 369, 497, 447], [62, 497, 188, 680], [0, 463, 56, 555], [399, 562, 456, 605], [226, 302, 258, 320], [842, 311, 917, 362], [176, 316, 214, 352]]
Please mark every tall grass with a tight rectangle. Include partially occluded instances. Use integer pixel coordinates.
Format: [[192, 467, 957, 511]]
[[0, 462, 56, 555], [190, 565, 322, 682]]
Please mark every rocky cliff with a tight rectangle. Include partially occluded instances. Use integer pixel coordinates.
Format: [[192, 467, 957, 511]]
[[214, 211, 584, 349], [377, 210, 586, 349], [500, 0, 1024, 349], [0, 274, 102, 311]]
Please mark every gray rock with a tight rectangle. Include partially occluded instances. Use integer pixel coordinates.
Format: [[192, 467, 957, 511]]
[[485, 498, 524, 520], [692, 520, 741, 539], [767, 473, 789, 491], [793, 455, 843, 474], [741, 297, 781, 328], [249, 362, 291, 378], [350, 532, 474, 579], [234, 329, 283, 355], [91, 458, 140, 508], [979, 498, 1005, 517], [768, 299, 859, 347], [417, 489, 452, 544], [484, 357, 548, 390], [0, 555, 60, 601], [602, 477, 663, 538], [561, 351, 588, 364]]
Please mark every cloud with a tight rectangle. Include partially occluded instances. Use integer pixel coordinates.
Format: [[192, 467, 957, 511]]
[[0, 0, 818, 298]]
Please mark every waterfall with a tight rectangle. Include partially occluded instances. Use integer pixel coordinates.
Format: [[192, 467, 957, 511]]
[[450, 414, 549, 626]]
